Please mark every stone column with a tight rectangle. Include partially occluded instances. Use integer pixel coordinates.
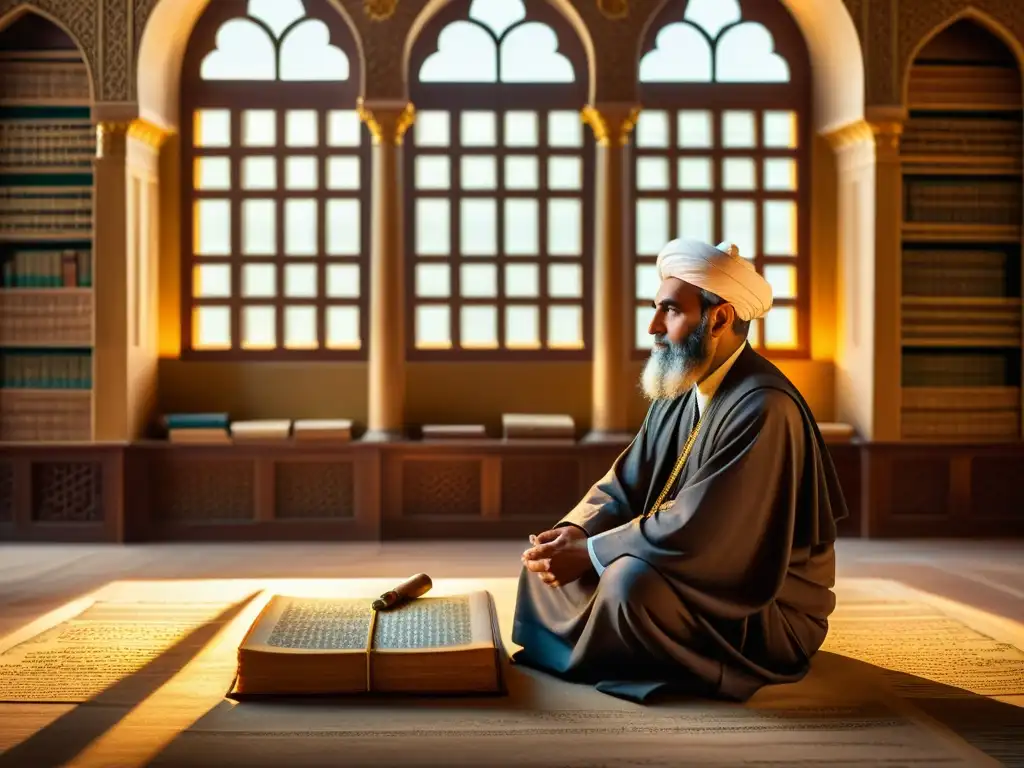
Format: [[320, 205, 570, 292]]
[[825, 110, 905, 443], [357, 99, 415, 441], [92, 118, 131, 442], [581, 103, 639, 443], [867, 111, 905, 443], [125, 119, 173, 439]]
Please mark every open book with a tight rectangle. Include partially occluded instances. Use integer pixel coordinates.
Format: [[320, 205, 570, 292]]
[[233, 591, 503, 696]]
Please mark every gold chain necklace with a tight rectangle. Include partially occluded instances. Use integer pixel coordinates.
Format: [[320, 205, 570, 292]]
[[643, 409, 704, 519]]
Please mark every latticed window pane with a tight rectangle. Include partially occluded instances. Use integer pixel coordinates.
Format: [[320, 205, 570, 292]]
[[634, 0, 810, 356], [182, 0, 368, 358], [194, 306, 231, 349], [326, 306, 360, 349], [407, 0, 592, 357]]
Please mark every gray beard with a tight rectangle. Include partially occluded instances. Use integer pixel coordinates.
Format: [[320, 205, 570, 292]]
[[640, 317, 712, 401]]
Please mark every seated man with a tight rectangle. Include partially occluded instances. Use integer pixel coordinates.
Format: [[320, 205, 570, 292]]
[[511, 238, 848, 703]]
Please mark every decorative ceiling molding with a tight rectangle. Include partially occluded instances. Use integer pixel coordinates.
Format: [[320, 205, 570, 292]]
[[363, 0, 397, 22], [597, 0, 627, 21]]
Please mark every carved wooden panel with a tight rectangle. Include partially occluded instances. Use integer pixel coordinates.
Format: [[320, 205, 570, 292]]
[[501, 458, 581, 518], [970, 456, 1024, 517], [401, 459, 480, 517], [275, 461, 355, 519], [0, 461, 12, 522], [31, 461, 102, 522], [888, 457, 950, 516], [156, 460, 254, 522]]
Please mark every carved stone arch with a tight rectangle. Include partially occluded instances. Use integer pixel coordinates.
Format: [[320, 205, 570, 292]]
[[0, 2, 97, 104], [404, 0, 597, 102], [136, 0, 367, 130], [900, 5, 1024, 109], [639, 0, 865, 133]]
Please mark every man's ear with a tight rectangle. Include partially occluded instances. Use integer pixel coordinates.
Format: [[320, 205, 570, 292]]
[[709, 304, 735, 337]]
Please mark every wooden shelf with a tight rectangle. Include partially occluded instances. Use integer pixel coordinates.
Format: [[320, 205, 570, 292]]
[[902, 386, 1020, 409], [0, 388, 92, 443], [909, 102, 1024, 113], [901, 385, 1021, 441], [902, 223, 1022, 243], [0, 388, 91, 397], [908, 64, 1023, 111], [901, 296, 1022, 348], [0, 166, 94, 175], [0, 99, 91, 107], [901, 157, 1022, 176], [0, 233, 92, 243], [0, 342, 93, 350], [0, 287, 92, 295], [0, 288, 93, 347]]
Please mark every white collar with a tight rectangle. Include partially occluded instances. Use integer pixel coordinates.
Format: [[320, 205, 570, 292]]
[[693, 341, 746, 418]]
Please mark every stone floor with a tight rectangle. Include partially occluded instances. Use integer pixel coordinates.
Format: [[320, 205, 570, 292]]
[[0, 538, 1021, 767]]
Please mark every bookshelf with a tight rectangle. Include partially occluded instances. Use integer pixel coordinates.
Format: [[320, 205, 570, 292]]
[[0, 14, 94, 443], [900, 20, 1023, 442]]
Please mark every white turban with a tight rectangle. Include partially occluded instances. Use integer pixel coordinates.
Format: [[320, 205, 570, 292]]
[[655, 239, 773, 321]]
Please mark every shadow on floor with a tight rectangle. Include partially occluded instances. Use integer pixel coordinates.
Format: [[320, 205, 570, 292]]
[[0, 594, 259, 768]]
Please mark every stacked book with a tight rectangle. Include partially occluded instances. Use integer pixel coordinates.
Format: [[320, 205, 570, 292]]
[[0, 350, 91, 389], [2, 249, 92, 287], [163, 412, 231, 444], [501, 413, 575, 441], [230, 420, 292, 442], [420, 424, 488, 440], [161, 415, 354, 443], [292, 419, 352, 441]]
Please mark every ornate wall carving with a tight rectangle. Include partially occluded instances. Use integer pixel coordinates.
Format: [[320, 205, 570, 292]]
[[335, 0, 419, 99], [10, 0, 1024, 131], [579, 0, 643, 103], [867, 0, 898, 106], [101, 0, 130, 100]]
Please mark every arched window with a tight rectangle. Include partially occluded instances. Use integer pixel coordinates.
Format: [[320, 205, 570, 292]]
[[181, 0, 368, 359], [634, 0, 811, 356], [406, 0, 593, 359]]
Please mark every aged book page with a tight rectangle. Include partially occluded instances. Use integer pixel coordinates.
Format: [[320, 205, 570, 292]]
[[263, 599, 370, 651], [374, 594, 494, 651], [0, 601, 236, 703], [243, 593, 494, 654]]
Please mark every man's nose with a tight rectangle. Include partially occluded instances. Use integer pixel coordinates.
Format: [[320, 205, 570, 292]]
[[648, 312, 663, 336]]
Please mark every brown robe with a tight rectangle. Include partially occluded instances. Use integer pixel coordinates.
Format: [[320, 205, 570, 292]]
[[511, 344, 848, 702]]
